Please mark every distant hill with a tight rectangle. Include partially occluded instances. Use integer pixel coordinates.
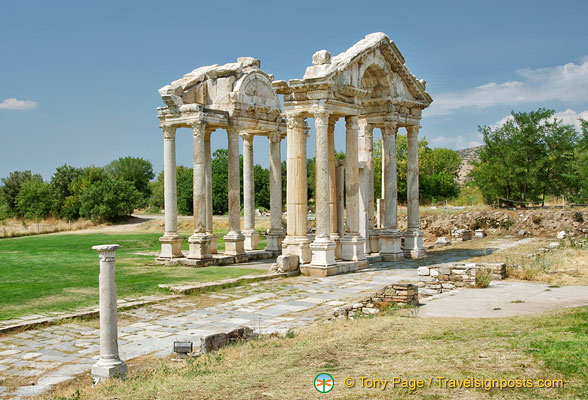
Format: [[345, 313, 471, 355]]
[[456, 145, 483, 185]]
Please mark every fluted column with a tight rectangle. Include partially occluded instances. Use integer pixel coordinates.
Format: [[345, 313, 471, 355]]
[[341, 115, 365, 262], [310, 111, 336, 269], [358, 121, 373, 254], [224, 128, 245, 256], [403, 125, 426, 258], [379, 121, 403, 260], [158, 126, 183, 259], [328, 115, 341, 259], [205, 129, 217, 254], [266, 130, 284, 252], [283, 114, 311, 264], [188, 121, 211, 259], [242, 133, 258, 251]]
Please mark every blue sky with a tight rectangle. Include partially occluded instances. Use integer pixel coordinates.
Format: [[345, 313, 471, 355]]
[[1, 0, 587, 179]]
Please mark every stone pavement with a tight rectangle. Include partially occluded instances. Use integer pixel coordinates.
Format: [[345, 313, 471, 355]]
[[0, 239, 533, 399]]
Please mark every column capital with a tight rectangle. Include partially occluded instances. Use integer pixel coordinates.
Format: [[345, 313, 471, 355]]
[[268, 130, 281, 144], [240, 132, 255, 143], [162, 125, 176, 140], [286, 113, 305, 129], [358, 121, 374, 137], [382, 121, 398, 136], [314, 111, 331, 128], [191, 120, 207, 137], [406, 125, 421, 137]]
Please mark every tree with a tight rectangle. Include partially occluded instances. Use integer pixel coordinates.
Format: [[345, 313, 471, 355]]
[[105, 157, 154, 206], [16, 177, 52, 220], [79, 179, 140, 222], [211, 149, 229, 214], [471, 109, 581, 205], [176, 166, 194, 215], [62, 166, 108, 220], [254, 164, 270, 210], [0, 170, 42, 215], [50, 164, 83, 218]]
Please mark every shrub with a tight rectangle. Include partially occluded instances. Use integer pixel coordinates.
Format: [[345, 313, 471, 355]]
[[0, 170, 42, 215], [79, 179, 140, 223], [16, 178, 52, 220], [475, 269, 493, 288]]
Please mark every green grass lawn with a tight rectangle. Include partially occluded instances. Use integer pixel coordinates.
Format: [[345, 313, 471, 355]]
[[0, 231, 267, 321]]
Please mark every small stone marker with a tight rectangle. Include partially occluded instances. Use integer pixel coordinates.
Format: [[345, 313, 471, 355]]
[[91, 244, 127, 383]]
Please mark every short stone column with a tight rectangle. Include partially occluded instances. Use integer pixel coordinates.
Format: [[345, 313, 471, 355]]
[[266, 130, 285, 252], [224, 128, 245, 256], [328, 115, 341, 259], [379, 122, 403, 260], [341, 115, 366, 262], [283, 114, 311, 264], [358, 121, 373, 255], [241, 133, 259, 251], [158, 126, 183, 259], [309, 111, 336, 271], [205, 129, 217, 254], [188, 122, 211, 259], [91, 244, 127, 382], [404, 125, 426, 258]]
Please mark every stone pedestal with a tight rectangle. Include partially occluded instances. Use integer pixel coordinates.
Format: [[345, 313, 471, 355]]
[[284, 236, 311, 264], [158, 235, 183, 259], [331, 233, 341, 260], [368, 229, 380, 254], [309, 239, 336, 267], [91, 245, 127, 383], [243, 230, 259, 251], [380, 229, 403, 261], [265, 229, 284, 252], [341, 235, 366, 261], [403, 229, 426, 259], [188, 233, 211, 259], [224, 232, 245, 256]]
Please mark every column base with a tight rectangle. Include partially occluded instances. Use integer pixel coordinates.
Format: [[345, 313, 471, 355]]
[[403, 229, 426, 259], [369, 229, 380, 254], [158, 235, 184, 259], [188, 233, 211, 259], [341, 235, 366, 261], [283, 235, 312, 264], [243, 229, 259, 251], [380, 229, 403, 261], [91, 357, 128, 383], [207, 233, 218, 254], [310, 237, 336, 267], [224, 231, 245, 256], [330, 233, 341, 260], [265, 229, 285, 252]]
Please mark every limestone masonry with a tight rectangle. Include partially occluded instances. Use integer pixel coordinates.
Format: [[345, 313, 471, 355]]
[[156, 33, 432, 276]]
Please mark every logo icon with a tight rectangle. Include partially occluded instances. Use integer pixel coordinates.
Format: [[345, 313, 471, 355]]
[[314, 373, 334, 393]]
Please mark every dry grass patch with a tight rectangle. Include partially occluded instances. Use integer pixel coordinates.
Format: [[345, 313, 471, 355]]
[[43, 307, 588, 400]]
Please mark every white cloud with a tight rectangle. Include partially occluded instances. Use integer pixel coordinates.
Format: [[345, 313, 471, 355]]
[[492, 109, 588, 132], [426, 56, 588, 116], [428, 133, 483, 150], [0, 98, 38, 110]]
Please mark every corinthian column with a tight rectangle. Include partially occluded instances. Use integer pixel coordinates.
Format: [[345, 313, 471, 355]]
[[358, 120, 373, 254], [241, 133, 258, 251], [309, 111, 336, 270], [224, 128, 245, 256], [403, 125, 426, 258], [341, 115, 366, 263], [283, 114, 311, 264], [205, 129, 217, 254], [327, 115, 341, 259], [158, 126, 183, 259], [188, 121, 211, 259], [379, 121, 403, 261], [266, 130, 284, 252]]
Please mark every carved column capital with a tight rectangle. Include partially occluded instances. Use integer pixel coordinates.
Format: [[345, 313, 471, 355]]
[[286, 113, 305, 130], [382, 121, 398, 136], [406, 125, 421, 137], [162, 126, 176, 140], [268, 130, 282, 144], [191, 120, 207, 138], [240, 132, 255, 144]]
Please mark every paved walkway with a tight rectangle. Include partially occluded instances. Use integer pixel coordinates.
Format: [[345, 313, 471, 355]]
[[0, 238, 556, 399]]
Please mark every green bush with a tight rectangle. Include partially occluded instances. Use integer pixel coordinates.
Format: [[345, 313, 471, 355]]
[[105, 157, 154, 207], [79, 179, 140, 223], [16, 178, 52, 220], [0, 170, 42, 216], [475, 269, 493, 288]]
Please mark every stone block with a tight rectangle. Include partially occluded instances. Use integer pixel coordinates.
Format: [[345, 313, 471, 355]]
[[200, 333, 228, 354], [417, 266, 430, 276], [435, 237, 451, 247], [430, 268, 439, 277]]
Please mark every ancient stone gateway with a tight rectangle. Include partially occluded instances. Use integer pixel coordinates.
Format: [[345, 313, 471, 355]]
[[156, 33, 432, 276]]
